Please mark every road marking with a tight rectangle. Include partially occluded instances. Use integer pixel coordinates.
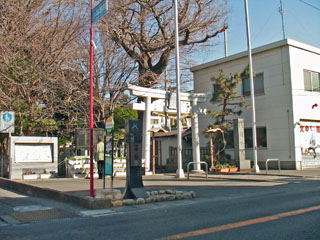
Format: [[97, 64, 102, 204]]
[[80, 209, 115, 216], [157, 205, 320, 240], [13, 205, 52, 212]]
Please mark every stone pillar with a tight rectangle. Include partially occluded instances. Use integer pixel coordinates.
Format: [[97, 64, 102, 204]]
[[233, 118, 251, 169], [191, 100, 202, 172], [142, 96, 151, 173]]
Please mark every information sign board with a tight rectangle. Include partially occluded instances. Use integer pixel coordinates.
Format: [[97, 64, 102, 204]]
[[0, 111, 15, 133], [15, 144, 53, 163], [105, 117, 114, 133], [105, 157, 112, 175]]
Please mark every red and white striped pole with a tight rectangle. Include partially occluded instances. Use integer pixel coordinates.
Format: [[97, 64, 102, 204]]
[[89, 0, 94, 197]]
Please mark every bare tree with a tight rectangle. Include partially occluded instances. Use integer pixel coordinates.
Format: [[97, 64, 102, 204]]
[[101, 0, 228, 87], [0, 0, 87, 135], [70, 30, 138, 127]]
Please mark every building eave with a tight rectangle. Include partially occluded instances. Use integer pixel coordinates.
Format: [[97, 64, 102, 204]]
[[190, 39, 320, 72]]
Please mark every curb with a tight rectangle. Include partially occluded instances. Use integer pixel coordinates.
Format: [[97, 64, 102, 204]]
[[0, 177, 112, 209]]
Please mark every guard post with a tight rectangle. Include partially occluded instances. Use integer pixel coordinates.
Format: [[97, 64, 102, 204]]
[[123, 119, 148, 199]]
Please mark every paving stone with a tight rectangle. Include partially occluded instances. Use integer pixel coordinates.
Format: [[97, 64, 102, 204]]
[[135, 198, 146, 205], [190, 191, 196, 198], [151, 191, 159, 196], [159, 190, 166, 195], [182, 193, 192, 199], [95, 189, 122, 200], [165, 189, 175, 195], [112, 200, 123, 207], [165, 195, 176, 201], [175, 195, 183, 200], [123, 199, 135, 206]]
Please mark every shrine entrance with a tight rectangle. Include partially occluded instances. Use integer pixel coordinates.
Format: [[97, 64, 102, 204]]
[[128, 84, 209, 174]]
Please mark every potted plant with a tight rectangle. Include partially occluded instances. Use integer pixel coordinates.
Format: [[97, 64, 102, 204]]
[[40, 170, 51, 179], [210, 162, 230, 173], [229, 165, 239, 173], [23, 171, 39, 180]]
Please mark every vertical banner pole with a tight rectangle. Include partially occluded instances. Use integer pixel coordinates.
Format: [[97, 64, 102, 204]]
[[103, 130, 106, 189], [111, 127, 114, 198]]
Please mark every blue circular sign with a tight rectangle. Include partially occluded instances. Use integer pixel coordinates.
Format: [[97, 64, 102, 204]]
[[3, 113, 12, 122]]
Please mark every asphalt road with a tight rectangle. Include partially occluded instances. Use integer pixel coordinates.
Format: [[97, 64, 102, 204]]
[[1, 176, 320, 240]]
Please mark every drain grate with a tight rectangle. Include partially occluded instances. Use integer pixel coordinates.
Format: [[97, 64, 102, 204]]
[[9, 209, 79, 223]]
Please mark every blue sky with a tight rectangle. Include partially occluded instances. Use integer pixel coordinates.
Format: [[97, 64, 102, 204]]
[[197, 0, 320, 63]]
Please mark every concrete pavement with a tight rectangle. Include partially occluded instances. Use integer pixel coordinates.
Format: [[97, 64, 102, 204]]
[[1, 168, 319, 210]]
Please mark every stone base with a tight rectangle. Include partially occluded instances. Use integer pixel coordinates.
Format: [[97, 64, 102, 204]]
[[145, 171, 153, 176], [236, 159, 251, 170], [176, 168, 185, 178], [95, 189, 122, 200], [191, 170, 204, 174]]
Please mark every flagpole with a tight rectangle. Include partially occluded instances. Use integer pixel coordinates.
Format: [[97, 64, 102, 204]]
[[174, 0, 184, 178], [89, 0, 95, 197], [244, 0, 259, 173]]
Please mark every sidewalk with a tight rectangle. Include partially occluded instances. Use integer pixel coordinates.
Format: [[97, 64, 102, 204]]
[[1, 168, 319, 209]]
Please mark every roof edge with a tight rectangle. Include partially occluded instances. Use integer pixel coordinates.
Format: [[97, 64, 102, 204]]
[[190, 39, 320, 72]]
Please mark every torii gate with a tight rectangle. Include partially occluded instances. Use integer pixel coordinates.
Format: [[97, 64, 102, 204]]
[[128, 84, 209, 175]]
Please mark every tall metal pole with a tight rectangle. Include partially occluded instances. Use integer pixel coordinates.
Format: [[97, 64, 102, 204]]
[[174, 0, 184, 178], [244, 0, 259, 173], [224, 23, 228, 57], [279, 0, 286, 39], [89, 0, 95, 197]]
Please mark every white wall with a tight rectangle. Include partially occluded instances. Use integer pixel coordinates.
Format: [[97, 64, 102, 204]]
[[289, 44, 320, 168], [192, 42, 295, 167]]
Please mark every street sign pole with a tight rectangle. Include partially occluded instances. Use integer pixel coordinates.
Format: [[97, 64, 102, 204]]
[[89, 0, 108, 197]]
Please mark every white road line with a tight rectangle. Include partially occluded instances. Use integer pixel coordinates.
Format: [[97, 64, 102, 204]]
[[13, 205, 53, 212]]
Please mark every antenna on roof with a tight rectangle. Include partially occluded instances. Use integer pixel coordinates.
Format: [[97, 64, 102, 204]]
[[279, 0, 286, 39]]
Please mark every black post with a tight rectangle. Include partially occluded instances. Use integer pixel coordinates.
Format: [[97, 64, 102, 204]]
[[123, 119, 148, 199], [103, 132, 106, 189], [111, 127, 114, 193]]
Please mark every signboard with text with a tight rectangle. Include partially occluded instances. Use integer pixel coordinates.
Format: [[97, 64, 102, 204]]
[[92, 0, 108, 23], [299, 122, 320, 160]]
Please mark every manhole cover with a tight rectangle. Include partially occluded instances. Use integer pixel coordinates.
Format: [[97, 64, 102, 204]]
[[9, 209, 79, 223]]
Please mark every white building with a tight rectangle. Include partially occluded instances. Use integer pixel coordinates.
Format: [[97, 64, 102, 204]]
[[191, 39, 320, 170]]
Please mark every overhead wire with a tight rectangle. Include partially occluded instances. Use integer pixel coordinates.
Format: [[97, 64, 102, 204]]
[[298, 0, 320, 12]]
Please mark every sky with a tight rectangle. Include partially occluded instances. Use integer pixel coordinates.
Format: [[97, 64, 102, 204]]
[[197, 0, 320, 64]]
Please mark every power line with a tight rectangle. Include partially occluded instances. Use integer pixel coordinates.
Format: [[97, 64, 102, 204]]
[[299, 0, 320, 12]]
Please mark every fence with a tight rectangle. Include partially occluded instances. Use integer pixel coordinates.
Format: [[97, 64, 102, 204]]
[[166, 147, 210, 172]]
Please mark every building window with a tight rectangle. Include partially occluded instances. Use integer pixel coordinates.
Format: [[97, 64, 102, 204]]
[[304, 69, 320, 92], [225, 130, 234, 149], [242, 73, 264, 96], [244, 127, 267, 148], [213, 84, 222, 96]]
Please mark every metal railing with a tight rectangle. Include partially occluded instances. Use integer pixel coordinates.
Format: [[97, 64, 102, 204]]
[[187, 161, 208, 180], [266, 158, 280, 174]]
